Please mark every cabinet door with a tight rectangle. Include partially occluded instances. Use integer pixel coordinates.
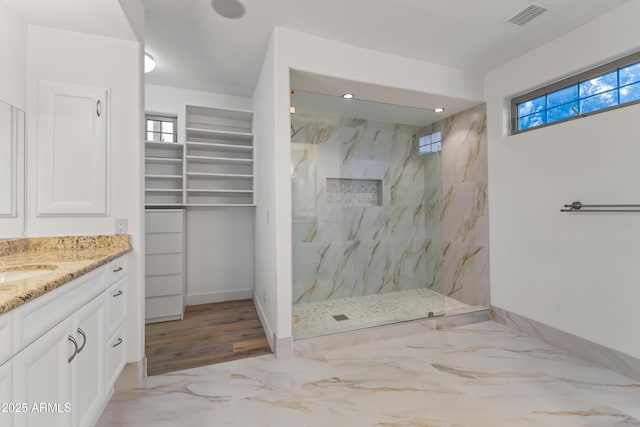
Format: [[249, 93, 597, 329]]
[[72, 295, 106, 427], [36, 81, 109, 216], [13, 318, 73, 427], [0, 360, 12, 427]]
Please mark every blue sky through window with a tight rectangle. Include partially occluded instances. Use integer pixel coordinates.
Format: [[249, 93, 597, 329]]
[[516, 59, 640, 132]]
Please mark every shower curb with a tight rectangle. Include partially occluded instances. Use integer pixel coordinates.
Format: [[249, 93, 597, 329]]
[[293, 307, 490, 355]]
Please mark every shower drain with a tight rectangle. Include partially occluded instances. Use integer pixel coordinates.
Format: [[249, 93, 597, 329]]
[[332, 314, 349, 321]]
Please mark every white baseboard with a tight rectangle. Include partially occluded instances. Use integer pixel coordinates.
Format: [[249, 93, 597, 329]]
[[253, 291, 274, 351], [186, 288, 253, 306]]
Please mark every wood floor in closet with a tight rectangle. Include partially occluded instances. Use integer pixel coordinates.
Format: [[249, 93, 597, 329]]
[[145, 299, 272, 376]]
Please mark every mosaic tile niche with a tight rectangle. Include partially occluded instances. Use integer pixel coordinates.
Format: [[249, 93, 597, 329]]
[[291, 114, 444, 304]]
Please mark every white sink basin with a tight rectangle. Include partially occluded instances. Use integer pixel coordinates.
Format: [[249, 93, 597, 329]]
[[0, 265, 58, 284]]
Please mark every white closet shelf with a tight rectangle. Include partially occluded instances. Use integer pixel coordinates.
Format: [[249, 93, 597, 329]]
[[144, 141, 184, 149], [186, 141, 253, 152], [186, 189, 253, 194], [145, 175, 183, 179], [186, 204, 256, 207], [145, 203, 184, 207], [186, 172, 253, 179], [185, 127, 253, 141], [186, 155, 253, 165], [144, 188, 183, 193], [145, 157, 183, 164]]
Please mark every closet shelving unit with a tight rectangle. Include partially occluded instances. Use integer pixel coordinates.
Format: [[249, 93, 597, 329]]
[[144, 138, 186, 324], [184, 105, 255, 207], [144, 141, 185, 207]]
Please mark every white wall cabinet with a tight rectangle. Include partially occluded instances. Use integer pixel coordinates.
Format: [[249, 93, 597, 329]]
[[1, 257, 127, 427], [36, 81, 109, 216]]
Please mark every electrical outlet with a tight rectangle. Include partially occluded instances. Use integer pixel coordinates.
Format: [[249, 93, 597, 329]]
[[115, 218, 128, 234]]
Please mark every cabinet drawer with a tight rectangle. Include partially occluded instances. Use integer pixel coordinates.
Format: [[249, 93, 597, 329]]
[[146, 275, 183, 298], [107, 325, 126, 388], [108, 256, 127, 285], [145, 233, 183, 254], [13, 267, 106, 354], [146, 295, 183, 320], [146, 210, 184, 233], [0, 313, 12, 366], [146, 253, 183, 276], [107, 279, 127, 338]]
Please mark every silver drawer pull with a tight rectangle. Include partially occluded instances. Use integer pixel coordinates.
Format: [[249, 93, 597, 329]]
[[68, 336, 78, 363], [113, 266, 123, 273], [77, 328, 87, 354], [112, 338, 123, 348], [96, 99, 102, 117], [113, 290, 124, 298]]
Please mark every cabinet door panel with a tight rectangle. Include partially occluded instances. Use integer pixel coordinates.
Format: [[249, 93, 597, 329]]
[[0, 313, 12, 366], [73, 295, 106, 427], [36, 81, 108, 216], [107, 325, 126, 388], [13, 318, 73, 427], [0, 360, 12, 427]]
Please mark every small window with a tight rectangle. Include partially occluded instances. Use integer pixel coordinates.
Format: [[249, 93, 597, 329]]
[[419, 130, 442, 155], [146, 114, 177, 143], [512, 51, 640, 134]]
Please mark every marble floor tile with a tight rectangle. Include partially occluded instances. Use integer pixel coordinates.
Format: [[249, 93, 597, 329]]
[[97, 321, 640, 427]]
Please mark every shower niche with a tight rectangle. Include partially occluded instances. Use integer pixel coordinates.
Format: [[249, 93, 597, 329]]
[[325, 178, 382, 207]]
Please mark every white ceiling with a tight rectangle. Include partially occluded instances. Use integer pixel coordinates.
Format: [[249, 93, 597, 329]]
[[144, 0, 629, 98], [4, 0, 138, 41]]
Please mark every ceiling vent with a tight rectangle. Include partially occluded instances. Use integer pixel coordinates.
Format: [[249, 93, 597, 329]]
[[506, 2, 549, 26]]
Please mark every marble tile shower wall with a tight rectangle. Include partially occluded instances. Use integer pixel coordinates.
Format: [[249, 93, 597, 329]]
[[291, 115, 444, 304], [441, 104, 489, 306]]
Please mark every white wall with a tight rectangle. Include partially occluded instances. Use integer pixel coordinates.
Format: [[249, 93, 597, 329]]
[[25, 25, 145, 363], [252, 37, 278, 349], [0, 1, 26, 239], [145, 84, 255, 306], [485, 1, 640, 359], [0, 0, 26, 110], [253, 27, 485, 347], [186, 208, 254, 305]]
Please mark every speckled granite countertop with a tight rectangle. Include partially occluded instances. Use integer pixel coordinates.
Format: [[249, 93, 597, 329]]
[[0, 235, 132, 315]]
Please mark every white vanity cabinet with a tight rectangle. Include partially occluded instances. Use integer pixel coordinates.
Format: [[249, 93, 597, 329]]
[[13, 317, 74, 427], [2, 256, 128, 427], [0, 359, 13, 426], [73, 293, 107, 427]]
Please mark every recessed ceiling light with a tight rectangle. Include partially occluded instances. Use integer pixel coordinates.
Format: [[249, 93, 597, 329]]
[[144, 53, 155, 73], [212, 0, 246, 19], [342, 93, 355, 99], [434, 107, 445, 113]]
